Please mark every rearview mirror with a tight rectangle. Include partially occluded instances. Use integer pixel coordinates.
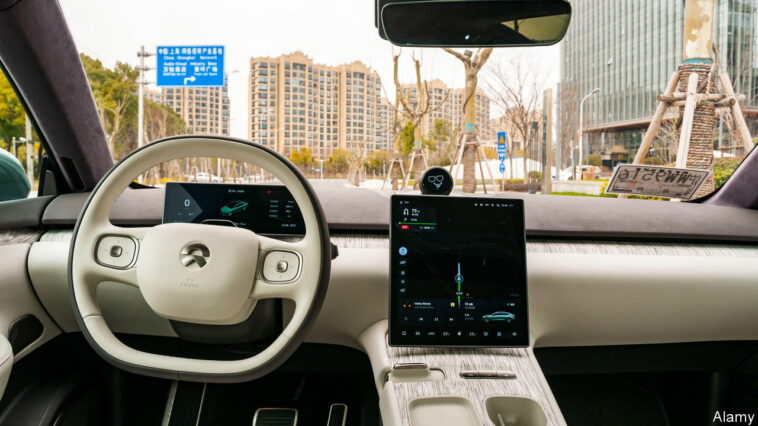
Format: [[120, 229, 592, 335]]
[[378, 0, 572, 47]]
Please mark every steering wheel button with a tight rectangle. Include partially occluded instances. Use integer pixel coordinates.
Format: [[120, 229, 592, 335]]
[[110, 245, 123, 257], [263, 251, 300, 282], [96, 236, 136, 269]]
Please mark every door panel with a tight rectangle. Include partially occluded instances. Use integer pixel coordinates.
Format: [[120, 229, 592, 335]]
[[0, 244, 61, 364]]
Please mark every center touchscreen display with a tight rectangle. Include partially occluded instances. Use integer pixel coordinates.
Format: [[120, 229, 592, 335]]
[[389, 195, 528, 347], [163, 182, 305, 235]]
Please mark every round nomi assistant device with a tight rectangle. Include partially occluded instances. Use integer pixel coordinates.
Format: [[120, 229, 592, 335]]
[[420, 167, 454, 196]]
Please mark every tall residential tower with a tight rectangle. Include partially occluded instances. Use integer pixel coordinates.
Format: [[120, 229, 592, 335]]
[[160, 78, 230, 135], [248, 51, 390, 158]]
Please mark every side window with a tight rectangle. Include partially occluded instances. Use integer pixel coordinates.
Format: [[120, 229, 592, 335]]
[[0, 69, 44, 201]]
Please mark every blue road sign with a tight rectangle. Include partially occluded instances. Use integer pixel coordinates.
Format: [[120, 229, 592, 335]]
[[156, 46, 225, 87], [498, 154, 506, 161], [499, 162, 506, 174], [497, 131, 508, 156]]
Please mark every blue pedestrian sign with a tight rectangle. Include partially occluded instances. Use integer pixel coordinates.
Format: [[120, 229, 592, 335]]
[[497, 132, 508, 176], [156, 46, 225, 87], [497, 132, 508, 155]]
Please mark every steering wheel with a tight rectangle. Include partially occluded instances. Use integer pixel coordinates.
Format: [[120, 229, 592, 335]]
[[68, 136, 332, 382]]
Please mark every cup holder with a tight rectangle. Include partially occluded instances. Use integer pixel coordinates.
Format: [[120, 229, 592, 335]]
[[408, 396, 479, 426], [485, 396, 547, 426]]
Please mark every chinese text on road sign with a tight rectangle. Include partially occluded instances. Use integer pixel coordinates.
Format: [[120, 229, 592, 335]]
[[156, 46, 225, 87]]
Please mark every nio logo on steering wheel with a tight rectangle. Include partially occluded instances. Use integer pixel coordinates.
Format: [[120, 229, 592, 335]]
[[180, 243, 210, 270]]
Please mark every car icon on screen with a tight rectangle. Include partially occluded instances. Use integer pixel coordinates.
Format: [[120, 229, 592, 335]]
[[482, 311, 516, 323], [220, 200, 248, 217]]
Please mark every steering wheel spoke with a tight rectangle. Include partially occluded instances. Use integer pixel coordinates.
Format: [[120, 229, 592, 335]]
[[250, 278, 299, 300], [252, 235, 308, 301], [87, 224, 149, 287], [83, 260, 139, 288], [257, 234, 303, 252]]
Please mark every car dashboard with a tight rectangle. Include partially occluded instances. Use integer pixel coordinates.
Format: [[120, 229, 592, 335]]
[[3, 184, 758, 425]]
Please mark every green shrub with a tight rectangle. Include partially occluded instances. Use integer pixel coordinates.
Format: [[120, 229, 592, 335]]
[[585, 154, 602, 166], [713, 158, 742, 188]]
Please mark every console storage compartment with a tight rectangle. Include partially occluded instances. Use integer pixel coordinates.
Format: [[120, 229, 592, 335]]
[[485, 396, 548, 426], [408, 396, 478, 426]]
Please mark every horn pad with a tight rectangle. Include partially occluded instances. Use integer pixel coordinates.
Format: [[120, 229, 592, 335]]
[[136, 223, 259, 325]]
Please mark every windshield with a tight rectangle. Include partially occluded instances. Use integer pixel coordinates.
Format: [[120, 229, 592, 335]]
[[58, 0, 757, 201]]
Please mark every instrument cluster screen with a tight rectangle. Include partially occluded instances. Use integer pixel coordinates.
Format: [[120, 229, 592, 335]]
[[163, 182, 305, 235], [389, 195, 528, 347]]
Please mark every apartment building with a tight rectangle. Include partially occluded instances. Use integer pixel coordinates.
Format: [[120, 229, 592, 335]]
[[399, 79, 492, 141], [145, 89, 161, 104], [160, 80, 230, 135], [248, 51, 390, 157], [378, 97, 397, 150]]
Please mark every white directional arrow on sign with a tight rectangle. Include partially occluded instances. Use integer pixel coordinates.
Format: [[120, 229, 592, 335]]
[[183, 76, 197, 85]]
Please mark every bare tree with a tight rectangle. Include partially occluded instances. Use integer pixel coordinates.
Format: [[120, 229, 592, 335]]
[[95, 95, 132, 158], [376, 80, 405, 190], [141, 102, 190, 184], [347, 140, 368, 187], [486, 58, 545, 180], [717, 41, 757, 153], [390, 52, 450, 188], [654, 120, 680, 165], [443, 48, 493, 193], [426, 118, 456, 166]]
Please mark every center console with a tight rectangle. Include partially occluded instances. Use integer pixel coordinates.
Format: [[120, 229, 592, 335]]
[[360, 194, 566, 426]]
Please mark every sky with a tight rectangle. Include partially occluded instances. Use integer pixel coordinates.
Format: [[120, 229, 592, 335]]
[[59, 0, 561, 139]]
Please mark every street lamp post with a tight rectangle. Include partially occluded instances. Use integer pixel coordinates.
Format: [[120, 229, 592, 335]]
[[24, 116, 33, 184], [135, 46, 153, 184], [576, 87, 600, 180], [136, 46, 153, 150]]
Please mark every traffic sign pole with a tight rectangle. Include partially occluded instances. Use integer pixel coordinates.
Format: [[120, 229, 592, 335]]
[[137, 46, 145, 150], [137, 45, 153, 150], [497, 131, 508, 190]]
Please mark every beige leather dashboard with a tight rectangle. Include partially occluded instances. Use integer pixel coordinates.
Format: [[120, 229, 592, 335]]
[[26, 232, 758, 350]]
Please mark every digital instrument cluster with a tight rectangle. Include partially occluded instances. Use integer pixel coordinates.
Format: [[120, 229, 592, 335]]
[[163, 182, 305, 235]]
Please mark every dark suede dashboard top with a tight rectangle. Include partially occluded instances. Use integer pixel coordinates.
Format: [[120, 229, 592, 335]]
[[40, 182, 758, 242]]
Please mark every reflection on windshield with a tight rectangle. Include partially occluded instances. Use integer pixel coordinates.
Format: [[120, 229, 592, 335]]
[[59, 0, 758, 202]]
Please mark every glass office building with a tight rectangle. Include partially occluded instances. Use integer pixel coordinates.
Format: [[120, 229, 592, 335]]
[[560, 0, 758, 164]]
